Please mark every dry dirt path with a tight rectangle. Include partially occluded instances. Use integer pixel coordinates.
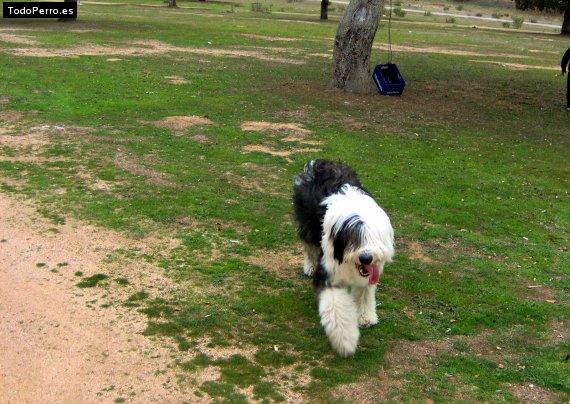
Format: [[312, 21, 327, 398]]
[[0, 192, 191, 403]]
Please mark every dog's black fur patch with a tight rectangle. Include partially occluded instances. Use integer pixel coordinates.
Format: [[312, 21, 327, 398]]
[[331, 215, 365, 263], [293, 159, 370, 293], [293, 159, 366, 247], [312, 250, 328, 292]]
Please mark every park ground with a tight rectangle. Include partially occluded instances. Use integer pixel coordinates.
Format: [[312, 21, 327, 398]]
[[0, 0, 569, 402]]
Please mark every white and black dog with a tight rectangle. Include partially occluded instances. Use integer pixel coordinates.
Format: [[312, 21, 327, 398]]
[[293, 159, 394, 357]]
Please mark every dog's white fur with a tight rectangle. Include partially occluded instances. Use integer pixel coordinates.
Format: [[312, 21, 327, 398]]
[[309, 185, 395, 356], [318, 288, 360, 357]]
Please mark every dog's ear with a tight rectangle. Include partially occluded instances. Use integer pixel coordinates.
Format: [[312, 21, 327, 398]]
[[332, 216, 364, 263], [332, 230, 346, 263]]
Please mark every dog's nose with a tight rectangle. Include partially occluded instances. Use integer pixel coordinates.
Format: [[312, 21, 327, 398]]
[[358, 253, 373, 265]]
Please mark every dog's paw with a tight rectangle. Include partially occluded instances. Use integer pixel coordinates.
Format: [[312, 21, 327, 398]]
[[358, 312, 378, 328], [332, 330, 359, 357], [319, 288, 360, 357], [327, 320, 359, 357]]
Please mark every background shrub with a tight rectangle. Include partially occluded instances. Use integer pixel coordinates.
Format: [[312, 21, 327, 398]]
[[512, 15, 524, 29], [393, 7, 406, 17]]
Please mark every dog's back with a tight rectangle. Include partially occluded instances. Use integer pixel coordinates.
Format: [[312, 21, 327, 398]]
[[293, 160, 365, 246]]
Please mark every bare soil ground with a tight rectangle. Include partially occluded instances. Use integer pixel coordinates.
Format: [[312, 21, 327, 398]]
[[5, 39, 305, 65], [470, 60, 559, 71], [240, 121, 312, 137], [114, 148, 174, 186], [0, 33, 38, 45], [242, 143, 321, 162], [0, 193, 192, 403], [240, 120, 322, 162], [153, 115, 214, 132]]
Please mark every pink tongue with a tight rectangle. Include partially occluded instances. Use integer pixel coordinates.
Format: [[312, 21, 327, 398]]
[[368, 264, 380, 285]]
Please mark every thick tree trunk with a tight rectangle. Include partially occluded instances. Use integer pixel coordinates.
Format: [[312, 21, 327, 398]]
[[58, 0, 77, 22], [320, 0, 329, 20], [562, 10, 570, 35], [168, 0, 177, 7], [331, 0, 384, 93]]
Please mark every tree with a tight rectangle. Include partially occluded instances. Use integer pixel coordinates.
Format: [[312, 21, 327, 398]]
[[513, 0, 570, 35], [331, 0, 384, 93], [168, 0, 177, 6], [321, 0, 330, 20]]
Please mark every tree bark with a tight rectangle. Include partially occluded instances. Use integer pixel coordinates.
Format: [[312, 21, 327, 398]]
[[320, 0, 329, 20], [562, 9, 570, 35], [331, 0, 384, 93], [168, 0, 177, 7]]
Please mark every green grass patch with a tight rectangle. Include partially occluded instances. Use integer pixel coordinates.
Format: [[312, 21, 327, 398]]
[[76, 273, 109, 288], [115, 277, 130, 286]]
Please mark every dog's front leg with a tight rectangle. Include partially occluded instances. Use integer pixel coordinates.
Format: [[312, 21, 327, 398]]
[[352, 285, 378, 328], [318, 287, 360, 357], [302, 243, 320, 276]]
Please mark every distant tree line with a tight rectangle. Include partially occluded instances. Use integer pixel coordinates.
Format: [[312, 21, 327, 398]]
[[513, 0, 569, 34]]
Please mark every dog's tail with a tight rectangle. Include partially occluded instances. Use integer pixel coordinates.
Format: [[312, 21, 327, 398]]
[[318, 287, 359, 357], [293, 160, 316, 187]]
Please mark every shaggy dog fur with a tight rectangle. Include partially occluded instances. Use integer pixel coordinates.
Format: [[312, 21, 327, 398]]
[[293, 159, 395, 356]]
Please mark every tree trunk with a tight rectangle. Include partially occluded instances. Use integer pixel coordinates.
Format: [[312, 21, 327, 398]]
[[562, 9, 570, 35], [320, 0, 329, 20], [331, 0, 384, 93], [168, 0, 177, 7], [58, 0, 77, 22]]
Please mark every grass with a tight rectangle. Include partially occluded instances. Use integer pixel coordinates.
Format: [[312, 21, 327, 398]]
[[0, 0, 568, 401], [76, 273, 109, 288], [115, 277, 130, 285]]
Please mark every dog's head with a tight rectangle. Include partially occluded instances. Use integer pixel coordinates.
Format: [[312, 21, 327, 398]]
[[321, 185, 394, 287]]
